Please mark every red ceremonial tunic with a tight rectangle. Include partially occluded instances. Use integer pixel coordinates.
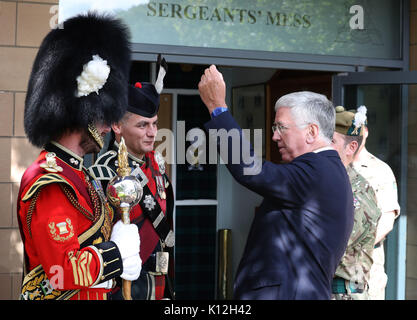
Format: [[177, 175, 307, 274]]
[[18, 143, 123, 300]]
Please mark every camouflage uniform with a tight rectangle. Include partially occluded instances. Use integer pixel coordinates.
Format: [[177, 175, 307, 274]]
[[332, 166, 382, 300]]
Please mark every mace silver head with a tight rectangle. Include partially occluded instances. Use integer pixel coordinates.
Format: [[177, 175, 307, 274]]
[[106, 137, 143, 224]]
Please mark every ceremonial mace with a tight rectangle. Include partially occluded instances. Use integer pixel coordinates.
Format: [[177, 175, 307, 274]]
[[106, 137, 143, 300]]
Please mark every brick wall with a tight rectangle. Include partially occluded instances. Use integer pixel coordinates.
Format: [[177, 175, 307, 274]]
[[0, 0, 416, 300], [0, 0, 57, 299]]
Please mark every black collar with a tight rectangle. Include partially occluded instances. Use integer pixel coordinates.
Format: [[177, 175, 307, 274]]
[[112, 141, 146, 168], [45, 142, 84, 171]]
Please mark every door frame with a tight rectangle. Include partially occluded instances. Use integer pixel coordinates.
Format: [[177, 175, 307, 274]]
[[332, 70, 417, 299]]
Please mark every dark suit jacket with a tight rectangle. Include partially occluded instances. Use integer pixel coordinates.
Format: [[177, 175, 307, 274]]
[[205, 111, 354, 300]]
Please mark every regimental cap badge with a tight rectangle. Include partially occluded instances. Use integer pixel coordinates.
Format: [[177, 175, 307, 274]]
[[353, 105, 368, 131], [335, 105, 367, 136], [40, 152, 63, 173]]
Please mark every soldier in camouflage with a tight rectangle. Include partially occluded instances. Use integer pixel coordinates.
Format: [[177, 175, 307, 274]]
[[330, 106, 382, 300]]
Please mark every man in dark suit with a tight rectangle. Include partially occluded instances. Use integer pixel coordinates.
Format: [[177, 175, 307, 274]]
[[198, 65, 354, 300]]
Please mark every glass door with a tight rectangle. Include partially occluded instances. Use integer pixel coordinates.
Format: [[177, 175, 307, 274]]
[[332, 71, 417, 300], [163, 89, 218, 300]]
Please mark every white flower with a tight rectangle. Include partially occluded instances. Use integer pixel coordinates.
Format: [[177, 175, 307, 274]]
[[353, 105, 367, 128], [76, 55, 110, 97]]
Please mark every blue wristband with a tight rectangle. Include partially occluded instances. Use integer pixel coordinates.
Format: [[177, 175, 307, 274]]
[[211, 107, 228, 118]]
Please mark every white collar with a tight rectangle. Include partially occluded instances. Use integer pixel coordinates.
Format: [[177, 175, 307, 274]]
[[313, 146, 334, 153]]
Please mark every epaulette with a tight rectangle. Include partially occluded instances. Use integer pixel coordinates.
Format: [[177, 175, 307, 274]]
[[88, 150, 117, 181], [22, 173, 76, 202]]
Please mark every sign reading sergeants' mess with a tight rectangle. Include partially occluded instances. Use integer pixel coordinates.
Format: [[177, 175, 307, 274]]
[[146, 2, 311, 28], [59, 0, 401, 60]]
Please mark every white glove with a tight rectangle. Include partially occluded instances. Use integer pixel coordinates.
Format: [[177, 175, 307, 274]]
[[110, 220, 142, 281], [120, 254, 141, 281]]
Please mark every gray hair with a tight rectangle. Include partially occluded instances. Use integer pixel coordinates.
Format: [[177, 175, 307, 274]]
[[275, 91, 335, 143]]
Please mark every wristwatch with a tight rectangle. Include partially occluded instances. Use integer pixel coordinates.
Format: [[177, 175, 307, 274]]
[[211, 107, 228, 118]]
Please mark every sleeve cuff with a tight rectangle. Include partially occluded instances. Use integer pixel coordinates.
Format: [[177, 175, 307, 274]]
[[89, 241, 123, 286], [211, 107, 228, 118]]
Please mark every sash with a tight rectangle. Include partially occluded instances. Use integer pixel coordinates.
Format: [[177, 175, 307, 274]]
[[108, 147, 174, 247], [139, 182, 174, 248], [128, 166, 174, 264]]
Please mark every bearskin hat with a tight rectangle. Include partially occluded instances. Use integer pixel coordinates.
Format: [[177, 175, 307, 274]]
[[24, 12, 131, 148]]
